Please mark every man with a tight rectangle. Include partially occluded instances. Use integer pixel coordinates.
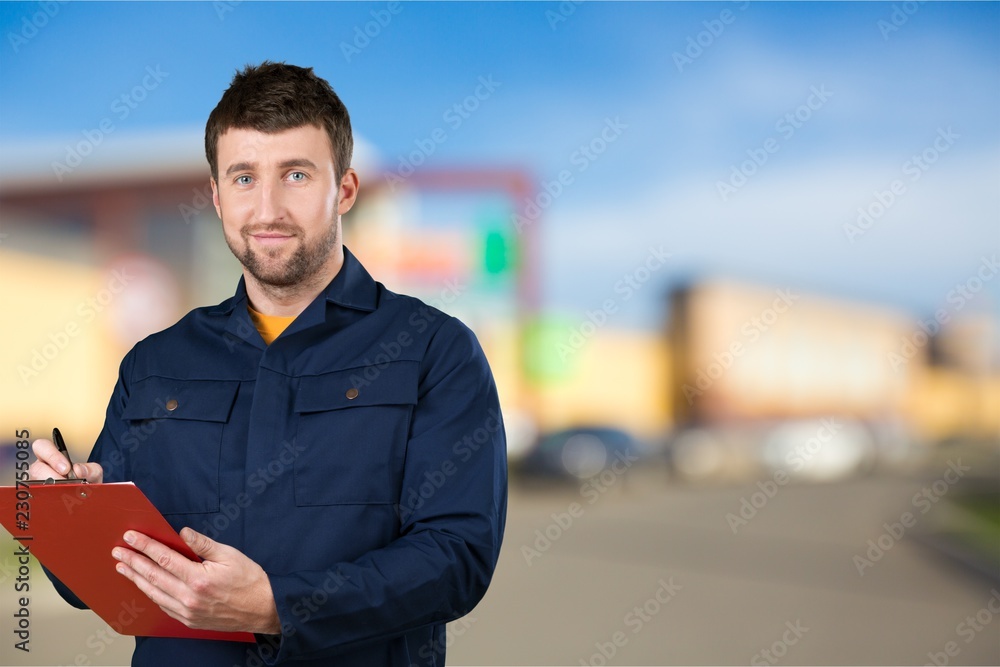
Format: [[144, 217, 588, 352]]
[[30, 62, 507, 666]]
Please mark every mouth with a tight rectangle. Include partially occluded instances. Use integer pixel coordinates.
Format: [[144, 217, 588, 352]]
[[246, 227, 297, 246]]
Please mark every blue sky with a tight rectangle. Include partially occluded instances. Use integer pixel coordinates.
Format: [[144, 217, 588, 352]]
[[1, 1, 998, 326]]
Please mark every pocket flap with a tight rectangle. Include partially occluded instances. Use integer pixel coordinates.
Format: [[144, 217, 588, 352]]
[[121, 377, 240, 423], [295, 361, 419, 413]]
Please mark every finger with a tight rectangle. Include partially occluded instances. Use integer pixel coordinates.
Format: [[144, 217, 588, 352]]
[[114, 559, 191, 623], [30, 439, 72, 478], [181, 528, 224, 561], [113, 544, 189, 601], [28, 459, 64, 481], [72, 462, 104, 484], [122, 531, 198, 585]]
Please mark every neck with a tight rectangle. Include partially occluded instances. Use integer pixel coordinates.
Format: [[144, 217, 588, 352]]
[[244, 245, 344, 317]]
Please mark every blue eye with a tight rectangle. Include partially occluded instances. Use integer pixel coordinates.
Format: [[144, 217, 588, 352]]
[[236, 175, 252, 185], [289, 171, 306, 182]]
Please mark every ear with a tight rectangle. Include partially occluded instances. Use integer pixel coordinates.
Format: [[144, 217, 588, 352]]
[[210, 178, 222, 220], [337, 168, 360, 216]]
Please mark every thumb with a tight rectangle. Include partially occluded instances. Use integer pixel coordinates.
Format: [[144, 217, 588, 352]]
[[180, 527, 220, 560]]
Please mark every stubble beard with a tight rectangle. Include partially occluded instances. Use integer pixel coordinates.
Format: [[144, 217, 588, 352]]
[[225, 219, 339, 290]]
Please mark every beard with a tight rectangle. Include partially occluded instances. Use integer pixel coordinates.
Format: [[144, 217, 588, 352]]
[[224, 220, 339, 288]]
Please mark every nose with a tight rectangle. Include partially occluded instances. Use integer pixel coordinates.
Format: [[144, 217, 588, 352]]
[[255, 178, 285, 223]]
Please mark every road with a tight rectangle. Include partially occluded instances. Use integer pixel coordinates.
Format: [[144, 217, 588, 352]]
[[1, 467, 997, 665], [450, 466, 999, 665]]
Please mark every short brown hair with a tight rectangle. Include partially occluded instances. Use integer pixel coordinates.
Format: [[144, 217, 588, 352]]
[[205, 61, 353, 183]]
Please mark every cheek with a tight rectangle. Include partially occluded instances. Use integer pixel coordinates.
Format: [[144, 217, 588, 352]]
[[322, 188, 339, 216], [219, 196, 251, 224], [299, 193, 338, 224], [325, 191, 340, 218]]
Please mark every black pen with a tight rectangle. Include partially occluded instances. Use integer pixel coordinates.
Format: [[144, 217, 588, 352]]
[[52, 427, 77, 480]]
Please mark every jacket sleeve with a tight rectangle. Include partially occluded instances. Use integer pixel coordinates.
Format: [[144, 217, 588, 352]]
[[41, 349, 137, 610], [261, 316, 508, 663]]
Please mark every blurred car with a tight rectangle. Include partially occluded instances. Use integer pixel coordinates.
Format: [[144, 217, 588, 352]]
[[759, 418, 877, 481], [665, 417, 886, 483], [515, 426, 644, 481]]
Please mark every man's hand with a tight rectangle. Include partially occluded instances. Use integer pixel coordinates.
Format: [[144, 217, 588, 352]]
[[29, 438, 103, 483], [112, 527, 281, 635]]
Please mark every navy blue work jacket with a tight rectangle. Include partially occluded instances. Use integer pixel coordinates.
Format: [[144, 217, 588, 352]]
[[46, 247, 508, 666]]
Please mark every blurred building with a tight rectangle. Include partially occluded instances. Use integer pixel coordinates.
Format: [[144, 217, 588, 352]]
[[666, 279, 1000, 480], [907, 311, 1000, 444], [521, 324, 671, 442], [669, 279, 914, 424]]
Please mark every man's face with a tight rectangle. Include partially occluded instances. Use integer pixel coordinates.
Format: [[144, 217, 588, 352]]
[[211, 125, 358, 289]]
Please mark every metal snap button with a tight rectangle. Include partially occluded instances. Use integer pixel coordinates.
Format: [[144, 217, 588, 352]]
[[166, 399, 179, 411], [345, 388, 359, 400]]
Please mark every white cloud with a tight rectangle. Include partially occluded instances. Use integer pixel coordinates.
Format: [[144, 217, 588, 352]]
[[541, 145, 1000, 325]]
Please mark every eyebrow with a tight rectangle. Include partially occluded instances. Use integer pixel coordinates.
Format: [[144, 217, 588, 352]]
[[224, 159, 320, 177]]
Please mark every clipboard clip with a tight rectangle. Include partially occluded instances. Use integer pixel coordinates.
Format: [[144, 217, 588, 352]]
[[24, 478, 91, 499], [25, 478, 90, 485]]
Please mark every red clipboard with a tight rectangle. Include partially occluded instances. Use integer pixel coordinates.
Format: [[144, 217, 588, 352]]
[[0, 481, 254, 642]]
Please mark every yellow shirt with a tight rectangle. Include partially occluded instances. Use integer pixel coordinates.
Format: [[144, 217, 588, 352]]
[[247, 305, 297, 345]]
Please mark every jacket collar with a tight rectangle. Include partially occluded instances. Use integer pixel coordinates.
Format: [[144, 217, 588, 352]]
[[213, 245, 378, 316], [320, 245, 379, 313], [216, 246, 378, 347]]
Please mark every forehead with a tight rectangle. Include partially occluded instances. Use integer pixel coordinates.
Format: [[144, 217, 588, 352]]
[[216, 125, 334, 168]]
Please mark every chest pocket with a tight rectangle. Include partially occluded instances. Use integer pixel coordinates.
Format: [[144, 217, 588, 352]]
[[121, 377, 240, 515], [293, 361, 418, 506]]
